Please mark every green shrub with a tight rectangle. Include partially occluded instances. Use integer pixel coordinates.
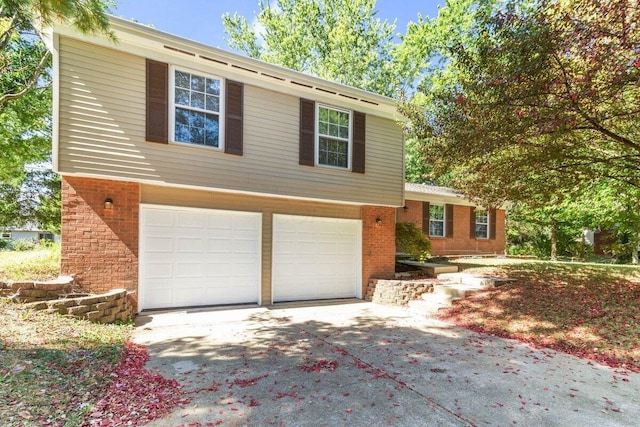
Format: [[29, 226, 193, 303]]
[[396, 222, 431, 262], [11, 239, 36, 251]]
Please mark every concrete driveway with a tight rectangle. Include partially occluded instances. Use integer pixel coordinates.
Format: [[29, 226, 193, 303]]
[[132, 301, 640, 426]]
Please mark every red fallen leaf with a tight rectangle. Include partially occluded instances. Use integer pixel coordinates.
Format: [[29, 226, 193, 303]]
[[569, 393, 576, 398], [346, 408, 352, 413], [343, 392, 350, 397], [611, 408, 621, 412]]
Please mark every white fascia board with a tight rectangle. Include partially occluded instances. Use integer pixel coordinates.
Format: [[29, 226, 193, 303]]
[[404, 190, 477, 207], [51, 16, 400, 120]]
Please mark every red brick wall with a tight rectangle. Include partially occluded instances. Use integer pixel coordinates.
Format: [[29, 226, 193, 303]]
[[396, 201, 506, 256], [61, 177, 139, 297], [361, 206, 396, 294]]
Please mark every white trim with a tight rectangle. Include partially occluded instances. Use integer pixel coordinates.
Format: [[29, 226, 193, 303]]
[[169, 65, 225, 151], [139, 203, 262, 310], [315, 103, 352, 170], [52, 33, 60, 173]]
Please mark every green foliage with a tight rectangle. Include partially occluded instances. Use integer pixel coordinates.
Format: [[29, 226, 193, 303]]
[[401, 0, 640, 207], [395, 222, 431, 261], [223, 0, 421, 97], [10, 238, 36, 251]]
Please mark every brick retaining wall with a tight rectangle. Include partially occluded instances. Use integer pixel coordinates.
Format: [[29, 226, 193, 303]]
[[365, 279, 435, 306]]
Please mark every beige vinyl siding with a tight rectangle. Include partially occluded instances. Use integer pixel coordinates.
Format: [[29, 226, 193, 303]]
[[57, 36, 403, 206], [141, 184, 361, 304]]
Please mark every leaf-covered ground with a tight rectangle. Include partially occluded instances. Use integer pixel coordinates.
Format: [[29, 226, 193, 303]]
[[437, 261, 640, 373], [0, 302, 188, 426]]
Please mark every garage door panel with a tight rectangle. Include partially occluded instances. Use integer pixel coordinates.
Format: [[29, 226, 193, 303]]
[[273, 214, 361, 302], [140, 206, 261, 310]]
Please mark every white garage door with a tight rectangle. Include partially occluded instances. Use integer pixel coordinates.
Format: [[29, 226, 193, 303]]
[[139, 205, 261, 310], [272, 214, 361, 302]]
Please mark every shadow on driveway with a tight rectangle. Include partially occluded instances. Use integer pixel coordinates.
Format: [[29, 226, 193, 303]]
[[133, 301, 640, 426]]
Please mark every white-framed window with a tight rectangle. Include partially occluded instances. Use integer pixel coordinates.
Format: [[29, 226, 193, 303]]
[[171, 67, 223, 148], [1, 232, 10, 239], [316, 104, 351, 169], [475, 209, 489, 239], [429, 204, 445, 237]]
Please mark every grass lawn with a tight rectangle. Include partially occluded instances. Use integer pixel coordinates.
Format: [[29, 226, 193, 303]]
[[438, 259, 640, 373], [0, 246, 61, 282]]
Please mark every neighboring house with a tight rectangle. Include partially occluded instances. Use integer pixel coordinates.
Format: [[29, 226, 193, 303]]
[[397, 183, 506, 256], [1, 229, 59, 243], [45, 17, 404, 312]]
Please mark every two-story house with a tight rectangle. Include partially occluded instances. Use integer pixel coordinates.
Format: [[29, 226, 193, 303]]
[[45, 17, 404, 312]]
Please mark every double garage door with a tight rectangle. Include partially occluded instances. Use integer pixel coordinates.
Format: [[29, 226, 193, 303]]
[[139, 206, 361, 310]]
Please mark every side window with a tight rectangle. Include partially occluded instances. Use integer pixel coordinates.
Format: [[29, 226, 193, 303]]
[[475, 209, 489, 239], [429, 204, 445, 237], [317, 104, 351, 169], [172, 69, 223, 148]]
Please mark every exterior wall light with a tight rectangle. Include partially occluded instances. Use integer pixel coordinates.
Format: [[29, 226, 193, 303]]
[[376, 217, 383, 226], [104, 198, 114, 209]]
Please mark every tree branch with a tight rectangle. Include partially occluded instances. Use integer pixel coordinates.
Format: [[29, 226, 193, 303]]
[[0, 50, 51, 110]]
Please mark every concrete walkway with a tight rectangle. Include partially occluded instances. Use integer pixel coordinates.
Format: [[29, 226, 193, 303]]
[[132, 301, 640, 426]]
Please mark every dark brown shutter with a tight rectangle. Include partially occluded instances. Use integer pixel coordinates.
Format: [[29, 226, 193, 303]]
[[422, 202, 430, 234], [352, 111, 366, 173], [469, 206, 476, 239], [489, 208, 497, 240], [299, 98, 315, 166], [445, 204, 454, 238], [146, 59, 168, 143], [225, 80, 243, 155]]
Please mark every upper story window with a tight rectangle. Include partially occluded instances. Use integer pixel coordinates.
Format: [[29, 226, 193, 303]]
[[475, 209, 489, 239], [429, 204, 445, 237], [172, 68, 223, 148], [317, 104, 351, 169]]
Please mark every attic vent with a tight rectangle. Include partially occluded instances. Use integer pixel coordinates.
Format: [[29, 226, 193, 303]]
[[338, 93, 358, 100], [261, 72, 285, 81], [315, 87, 337, 95], [163, 45, 196, 56], [360, 99, 379, 106], [200, 55, 228, 66], [231, 64, 258, 74], [291, 81, 313, 89]]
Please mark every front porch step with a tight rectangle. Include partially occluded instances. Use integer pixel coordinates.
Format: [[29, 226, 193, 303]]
[[432, 283, 485, 299], [397, 261, 459, 277], [408, 293, 458, 314], [436, 272, 515, 288]]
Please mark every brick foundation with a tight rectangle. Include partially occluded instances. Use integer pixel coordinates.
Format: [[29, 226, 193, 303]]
[[361, 206, 396, 296], [61, 177, 139, 302], [397, 200, 506, 256]]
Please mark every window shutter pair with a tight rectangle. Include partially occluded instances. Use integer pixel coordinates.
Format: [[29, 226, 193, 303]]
[[145, 59, 244, 155], [469, 206, 497, 240], [299, 98, 365, 173], [422, 202, 454, 237]]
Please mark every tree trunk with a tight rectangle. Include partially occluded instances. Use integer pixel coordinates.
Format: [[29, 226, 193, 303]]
[[550, 220, 558, 261]]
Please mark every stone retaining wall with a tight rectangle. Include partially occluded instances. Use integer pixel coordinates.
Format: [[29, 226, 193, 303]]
[[365, 279, 435, 306], [25, 289, 133, 324], [7, 276, 75, 303]]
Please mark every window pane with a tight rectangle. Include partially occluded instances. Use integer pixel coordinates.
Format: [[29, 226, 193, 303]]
[[175, 123, 190, 142], [191, 92, 205, 109], [319, 121, 328, 134], [338, 111, 349, 126], [191, 75, 205, 92], [175, 71, 190, 89], [175, 107, 189, 125], [430, 205, 445, 221], [206, 95, 219, 112], [206, 78, 220, 95], [175, 88, 190, 106], [319, 107, 328, 122], [430, 222, 444, 237], [190, 127, 204, 145], [339, 125, 349, 139], [204, 114, 219, 147]]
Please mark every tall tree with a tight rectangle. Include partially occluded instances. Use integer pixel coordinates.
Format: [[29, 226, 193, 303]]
[[0, 0, 113, 229], [223, 0, 415, 97], [400, 0, 640, 206]]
